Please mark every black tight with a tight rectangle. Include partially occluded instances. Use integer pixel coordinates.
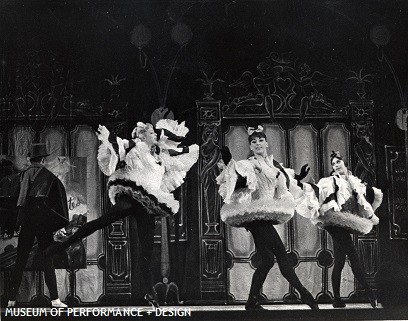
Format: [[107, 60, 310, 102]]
[[64, 195, 156, 290], [10, 224, 58, 300], [325, 225, 371, 299], [245, 221, 307, 297]]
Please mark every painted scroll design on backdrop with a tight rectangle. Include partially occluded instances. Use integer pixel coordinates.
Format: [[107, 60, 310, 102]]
[[386, 147, 407, 240], [223, 51, 345, 119], [1, 50, 127, 122]]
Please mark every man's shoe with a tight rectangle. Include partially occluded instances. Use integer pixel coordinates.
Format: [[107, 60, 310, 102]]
[[51, 298, 68, 308], [7, 300, 16, 307]]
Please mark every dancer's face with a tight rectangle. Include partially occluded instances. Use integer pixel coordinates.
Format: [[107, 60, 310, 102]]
[[331, 157, 347, 175], [141, 127, 158, 146], [250, 136, 268, 156]]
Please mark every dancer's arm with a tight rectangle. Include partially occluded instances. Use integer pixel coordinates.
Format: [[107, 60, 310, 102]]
[[160, 144, 199, 172], [218, 146, 247, 190], [96, 125, 119, 176], [217, 158, 257, 204]]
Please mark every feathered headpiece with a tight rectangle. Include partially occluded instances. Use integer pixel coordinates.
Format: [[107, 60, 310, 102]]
[[247, 125, 264, 136]]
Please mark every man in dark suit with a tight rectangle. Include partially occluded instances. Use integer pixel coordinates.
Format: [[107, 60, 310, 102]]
[[7, 143, 69, 308]]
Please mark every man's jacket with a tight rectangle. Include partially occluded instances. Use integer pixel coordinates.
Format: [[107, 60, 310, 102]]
[[18, 164, 69, 232]]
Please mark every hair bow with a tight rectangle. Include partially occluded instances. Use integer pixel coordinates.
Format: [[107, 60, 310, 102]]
[[247, 125, 264, 135], [330, 150, 342, 159]]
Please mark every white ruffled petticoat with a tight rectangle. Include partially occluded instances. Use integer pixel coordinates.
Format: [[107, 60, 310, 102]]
[[296, 174, 382, 235], [217, 155, 301, 227]]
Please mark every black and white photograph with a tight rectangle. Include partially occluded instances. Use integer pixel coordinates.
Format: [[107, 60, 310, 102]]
[[0, 0, 407, 320]]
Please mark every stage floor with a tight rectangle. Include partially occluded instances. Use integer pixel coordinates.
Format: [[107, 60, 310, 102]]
[[3, 303, 408, 321], [0, 303, 408, 321], [162, 302, 381, 310]]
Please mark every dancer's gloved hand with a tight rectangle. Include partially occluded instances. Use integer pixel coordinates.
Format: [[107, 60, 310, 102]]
[[160, 128, 184, 143], [295, 164, 310, 181], [220, 146, 232, 165], [168, 146, 189, 156], [96, 125, 110, 142]]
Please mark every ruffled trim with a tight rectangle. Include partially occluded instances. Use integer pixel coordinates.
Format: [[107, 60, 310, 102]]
[[265, 154, 296, 179], [116, 137, 129, 161], [158, 144, 199, 193], [124, 142, 160, 175], [330, 175, 381, 220], [265, 155, 302, 197], [371, 187, 383, 212], [220, 192, 295, 227], [314, 209, 376, 235], [157, 135, 182, 151], [216, 159, 238, 202], [160, 170, 186, 193], [108, 179, 178, 216], [235, 160, 257, 192], [295, 183, 320, 220], [370, 213, 380, 225], [97, 141, 118, 176], [282, 167, 295, 179], [295, 174, 382, 230], [216, 159, 258, 204], [320, 199, 341, 214], [288, 178, 303, 199], [161, 144, 199, 172], [156, 119, 189, 137]]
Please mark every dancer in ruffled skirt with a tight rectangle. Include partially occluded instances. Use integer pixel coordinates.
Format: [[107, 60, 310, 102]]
[[217, 125, 318, 310], [296, 151, 382, 308], [45, 119, 199, 307]]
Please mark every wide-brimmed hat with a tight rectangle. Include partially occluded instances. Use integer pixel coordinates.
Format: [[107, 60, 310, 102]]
[[29, 143, 50, 159]]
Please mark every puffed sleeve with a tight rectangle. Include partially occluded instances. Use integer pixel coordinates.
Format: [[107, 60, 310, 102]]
[[160, 144, 199, 172], [316, 176, 341, 214], [295, 182, 321, 219], [370, 187, 383, 212], [159, 144, 199, 193], [282, 166, 304, 199], [216, 159, 257, 204], [266, 154, 303, 199], [346, 174, 382, 223], [97, 141, 119, 176]]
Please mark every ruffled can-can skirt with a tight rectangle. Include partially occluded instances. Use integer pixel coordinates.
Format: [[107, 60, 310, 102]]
[[220, 192, 295, 227], [313, 197, 379, 235], [107, 179, 179, 217], [314, 209, 378, 235]]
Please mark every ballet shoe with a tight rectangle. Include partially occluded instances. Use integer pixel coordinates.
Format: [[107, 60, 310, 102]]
[[300, 291, 319, 310], [332, 298, 346, 308], [364, 288, 377, 308], [144, 288, 159, 308], [245, 295, 266, 311], [367, 292, 377, 308]]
